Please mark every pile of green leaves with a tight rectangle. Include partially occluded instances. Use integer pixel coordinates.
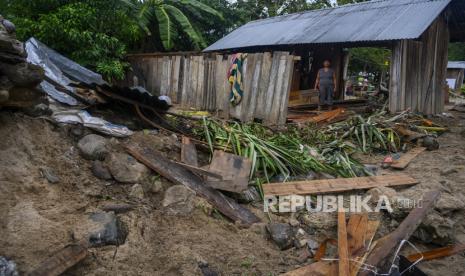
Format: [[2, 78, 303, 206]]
[[199, 118, 370, 187]]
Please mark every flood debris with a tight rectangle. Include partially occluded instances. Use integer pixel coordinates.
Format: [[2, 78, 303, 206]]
[[125, 144, 260, 226], [390, 147, 426, 169], [263, 174, 419, 196], [266, 223, 294, 250]]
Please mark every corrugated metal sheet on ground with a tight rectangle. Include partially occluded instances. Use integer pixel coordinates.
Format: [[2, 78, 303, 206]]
[[204, 0, 451, 52]]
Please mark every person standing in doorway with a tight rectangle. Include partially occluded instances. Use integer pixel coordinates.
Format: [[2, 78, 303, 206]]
[[314, 60, 337, 110]]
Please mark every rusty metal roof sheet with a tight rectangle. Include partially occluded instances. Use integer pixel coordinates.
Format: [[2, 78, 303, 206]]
[[204, 0, 452, 52]]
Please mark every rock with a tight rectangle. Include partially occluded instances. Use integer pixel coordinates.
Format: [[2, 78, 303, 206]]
[[87, 212, 128, 247], [366, 186, 397, 205], [414, 210, 455, 246], [129, 184, 144, 200], [435, 192, 465, 215], [91, 160, 112, 180], [294, 228, 309, 248], [162, 185, 196, 215], [0, 62, 44, 87], [40, 167, 60, 184], [0, 256, 18, 276], [300, 212, 337, 231], [421, 136, 439, 151], [108, 152, 149, 183], [70, 125, 85, 138], [77, 134, 108, 160], [24, 103, 52, 117], [198, 262, 219, 276], [266, 223, 294, 250], [440, 168, 458, 176], [148, 179, 163, 193]]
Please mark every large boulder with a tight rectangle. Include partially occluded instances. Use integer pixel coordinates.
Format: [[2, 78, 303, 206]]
[[77, 134, 108, 160], [108, 152, 149, 183]]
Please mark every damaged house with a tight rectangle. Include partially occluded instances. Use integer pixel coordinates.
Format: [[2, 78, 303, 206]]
[[124, 0, 465, 125]]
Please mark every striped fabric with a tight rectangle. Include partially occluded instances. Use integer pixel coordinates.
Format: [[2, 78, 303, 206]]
[[228, 53, 247, 105]]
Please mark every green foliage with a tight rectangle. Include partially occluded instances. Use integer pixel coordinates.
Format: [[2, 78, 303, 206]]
[[122, 0, 223, 51], [348, 47, 391, 75], [449, 42, 465, 61], [3, 0, 139, 81]]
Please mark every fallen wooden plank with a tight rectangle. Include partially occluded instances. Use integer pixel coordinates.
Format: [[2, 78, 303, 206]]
[[406, 243, 465, 262], [347, 213, 368, 255], [125, 144, 260, 226], [314, 239, 337, 261], [27, 243, 88, 276], [359, 190, 440, 276], [206, 150, 252, 193], [173, 161, 223, 180], [181, 136, 198, 167], [391, 147, 426, 169], [281, 260, 336, 276], [263, 174, 419, 196], [338, 210, 350, 276]]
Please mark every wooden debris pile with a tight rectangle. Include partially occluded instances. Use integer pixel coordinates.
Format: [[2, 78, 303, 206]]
[[282, 191, 446, 276]]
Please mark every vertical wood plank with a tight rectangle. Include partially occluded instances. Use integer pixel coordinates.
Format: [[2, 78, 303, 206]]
[[277, 54, 295, 126], [245, 53, 263, 122], [240, 54, 257, 122], [338, 210, 350, 276], [255, 52, 272, 120], [263, 52, 281, 125], [268, 52, 288, 125]]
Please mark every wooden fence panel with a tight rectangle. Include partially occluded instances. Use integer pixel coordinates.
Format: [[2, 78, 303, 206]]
[[126, 52, 294, 125]]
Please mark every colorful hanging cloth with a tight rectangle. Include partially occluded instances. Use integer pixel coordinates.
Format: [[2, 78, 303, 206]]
[[228, 53, 247, 105]]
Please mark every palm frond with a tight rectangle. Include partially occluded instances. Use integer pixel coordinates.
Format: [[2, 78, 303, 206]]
[[155, 4, 177, 50], [164, 4, 205, 49], [176, 0, 223, 19]]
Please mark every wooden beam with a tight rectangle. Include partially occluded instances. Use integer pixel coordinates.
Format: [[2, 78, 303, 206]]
[[125, 144, 260, 226], [359, 190, 440, 275], [347, 213, 368, 255], [27, 243, 88, 276], [391, 147, 426, 169], [263, 174, 419, 196], [407, 243, 465, 262], [338, 210, 350, 276]]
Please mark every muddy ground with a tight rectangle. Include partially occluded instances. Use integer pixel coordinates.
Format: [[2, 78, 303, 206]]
[[1, 105, 465, 275]]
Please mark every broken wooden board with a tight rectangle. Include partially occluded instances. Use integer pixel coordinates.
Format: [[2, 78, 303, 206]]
[[359, 190, 440, 276], [125, 144, 260, 226], [391, 147, 426, 169], [263, 174, 419, 196], [205, 150, 252, 193], [347, 213, 369, 255], [27, 243, 88, 276], [181, 136, 198, 167], [281, 260, 337, 276], [407, 243, 465, 262], [350, 219, 380, 276], [173, 161, 224, 180], [338, 210, 350, 276]]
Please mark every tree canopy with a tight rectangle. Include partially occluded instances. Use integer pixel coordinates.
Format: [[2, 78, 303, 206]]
[[1, 0, 464, 81]]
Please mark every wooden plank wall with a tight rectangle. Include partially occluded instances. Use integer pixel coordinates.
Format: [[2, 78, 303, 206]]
[[389, 14, 449, 115], [126, 52, 295, 126]]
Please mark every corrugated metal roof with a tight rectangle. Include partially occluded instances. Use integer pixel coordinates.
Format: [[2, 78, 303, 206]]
[[204, 0, 451, 52], [448, 61, 465, 69]]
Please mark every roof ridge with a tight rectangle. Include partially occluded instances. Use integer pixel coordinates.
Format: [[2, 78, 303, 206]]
[[246, 0, 445, 25]]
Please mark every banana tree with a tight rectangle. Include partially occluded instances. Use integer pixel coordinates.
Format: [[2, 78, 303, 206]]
[[123, 0, 223, 50]]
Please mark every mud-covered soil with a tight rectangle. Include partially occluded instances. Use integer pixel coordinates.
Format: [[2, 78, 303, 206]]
[[1, 106, 465, 275]]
